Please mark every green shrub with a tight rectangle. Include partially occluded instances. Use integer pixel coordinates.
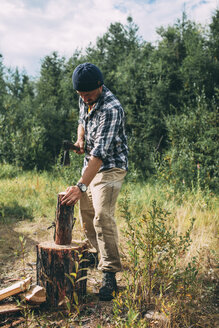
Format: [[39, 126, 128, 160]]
[[0, 163, 22, 179], [157, 93, 218, 191], [113, 195, 200, 326]]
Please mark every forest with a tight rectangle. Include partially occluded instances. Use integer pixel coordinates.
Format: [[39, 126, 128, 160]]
[[0, 10, 218, 328], [0, 11, 218, 191]]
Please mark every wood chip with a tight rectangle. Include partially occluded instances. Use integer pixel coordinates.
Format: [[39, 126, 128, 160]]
[[20, 285, 46, 303]]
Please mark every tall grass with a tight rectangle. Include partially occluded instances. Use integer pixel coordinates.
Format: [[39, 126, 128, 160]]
[[114, 181, 218, 327], [0, 164, 218, 327], [117, 181, 218, 256], [0, 164, 71, 222]]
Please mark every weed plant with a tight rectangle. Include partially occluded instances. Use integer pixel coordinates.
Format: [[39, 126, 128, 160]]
[[63, 250, 88, 326], [15, 236, 34, 328], [113, 191, 218, 328]]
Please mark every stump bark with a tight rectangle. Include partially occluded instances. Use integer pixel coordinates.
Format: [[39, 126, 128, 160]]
[[36, 241, 88, 307], [54, 192, 75, 245], [36, 192, 88, 307]]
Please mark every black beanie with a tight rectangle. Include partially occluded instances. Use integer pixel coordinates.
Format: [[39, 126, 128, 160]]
[[72, 63, 104, 92]]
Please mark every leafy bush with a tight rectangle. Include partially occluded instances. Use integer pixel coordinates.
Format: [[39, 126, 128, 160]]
[[0, 163, 22, 179], [157, 93, 218, 191]]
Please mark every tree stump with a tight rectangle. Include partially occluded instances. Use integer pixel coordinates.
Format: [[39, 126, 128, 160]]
[[36, 192, 88, 307], [36, 241, 88, 307]]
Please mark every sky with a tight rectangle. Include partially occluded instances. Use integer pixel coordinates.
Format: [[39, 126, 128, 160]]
[[0, 0, 218, 77]]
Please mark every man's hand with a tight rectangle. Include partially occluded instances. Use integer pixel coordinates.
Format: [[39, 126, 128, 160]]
[[74, 139, 84, 154], [61, 186, 82, 206]]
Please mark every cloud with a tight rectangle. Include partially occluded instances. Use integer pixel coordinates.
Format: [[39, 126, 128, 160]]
[[122, 0, 218, 43], [0, 0, 218, 76], [0, 0, 128, 75]]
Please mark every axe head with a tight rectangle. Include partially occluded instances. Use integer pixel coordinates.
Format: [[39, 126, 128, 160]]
[[61, 140, 72, 166], [61, 140, 80, 166]]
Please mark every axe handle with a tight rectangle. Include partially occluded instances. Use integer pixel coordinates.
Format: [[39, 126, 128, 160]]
[[69, 143, 81, 152], [63, 140, 80, 152]]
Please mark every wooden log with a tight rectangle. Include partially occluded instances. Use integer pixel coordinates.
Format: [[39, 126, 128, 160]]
[[0, 303, 23, 315], [0, 277, 32, 302], [54, 192, 75, 245], [36, 240, 88, 307], [0, 303, 38, 316]]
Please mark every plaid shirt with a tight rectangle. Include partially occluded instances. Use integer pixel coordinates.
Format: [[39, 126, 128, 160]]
[[78, 85, 128, 172]]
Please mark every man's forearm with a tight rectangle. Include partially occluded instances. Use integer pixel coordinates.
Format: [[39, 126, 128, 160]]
[[75, 124, 85, 154], [78, 156, 103, 186], [77, 124, 85, 141]]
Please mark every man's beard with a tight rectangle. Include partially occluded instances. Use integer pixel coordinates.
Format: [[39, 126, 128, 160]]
[[85, 100, 95, 106]]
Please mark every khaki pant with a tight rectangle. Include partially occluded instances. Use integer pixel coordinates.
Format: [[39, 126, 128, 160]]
[[79, 168, 126, 272]]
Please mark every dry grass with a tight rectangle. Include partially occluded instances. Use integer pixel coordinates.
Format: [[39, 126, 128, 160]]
[[116, 182, 219, 259], [0, 170, 83, 281], [0, 167, 218, 327]]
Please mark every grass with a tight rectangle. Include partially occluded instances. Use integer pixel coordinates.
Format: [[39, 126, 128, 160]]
[[115, 186, 218, 327], [0, 164, 218, 327], [0, 171, 64, 220], [117, 182, 218, 258]]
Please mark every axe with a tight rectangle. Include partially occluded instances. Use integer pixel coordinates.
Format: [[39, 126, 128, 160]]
[[61, 140, 80, 166]]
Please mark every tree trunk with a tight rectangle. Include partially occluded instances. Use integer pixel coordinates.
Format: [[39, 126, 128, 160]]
[[36, 241, 88, 308], [54, 192, 75, 245]]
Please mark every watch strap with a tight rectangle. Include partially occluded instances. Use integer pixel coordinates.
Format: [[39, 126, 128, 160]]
[[76, 182, 87, 192]]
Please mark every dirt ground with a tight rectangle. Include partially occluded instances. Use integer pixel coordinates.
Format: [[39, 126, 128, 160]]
[[0, 217, 125, 327]]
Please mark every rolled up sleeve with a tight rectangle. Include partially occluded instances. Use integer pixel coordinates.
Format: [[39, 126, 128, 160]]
[[78, 99, 85, 126]]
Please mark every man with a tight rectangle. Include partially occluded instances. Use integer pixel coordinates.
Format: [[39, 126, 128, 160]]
[[61, 63, 128, 301]]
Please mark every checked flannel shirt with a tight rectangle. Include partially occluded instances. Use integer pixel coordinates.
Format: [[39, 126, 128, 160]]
[[78, 85, 128, 172]]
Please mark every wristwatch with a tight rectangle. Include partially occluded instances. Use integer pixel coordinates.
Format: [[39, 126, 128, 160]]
[[76, 182, 87, 193]]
